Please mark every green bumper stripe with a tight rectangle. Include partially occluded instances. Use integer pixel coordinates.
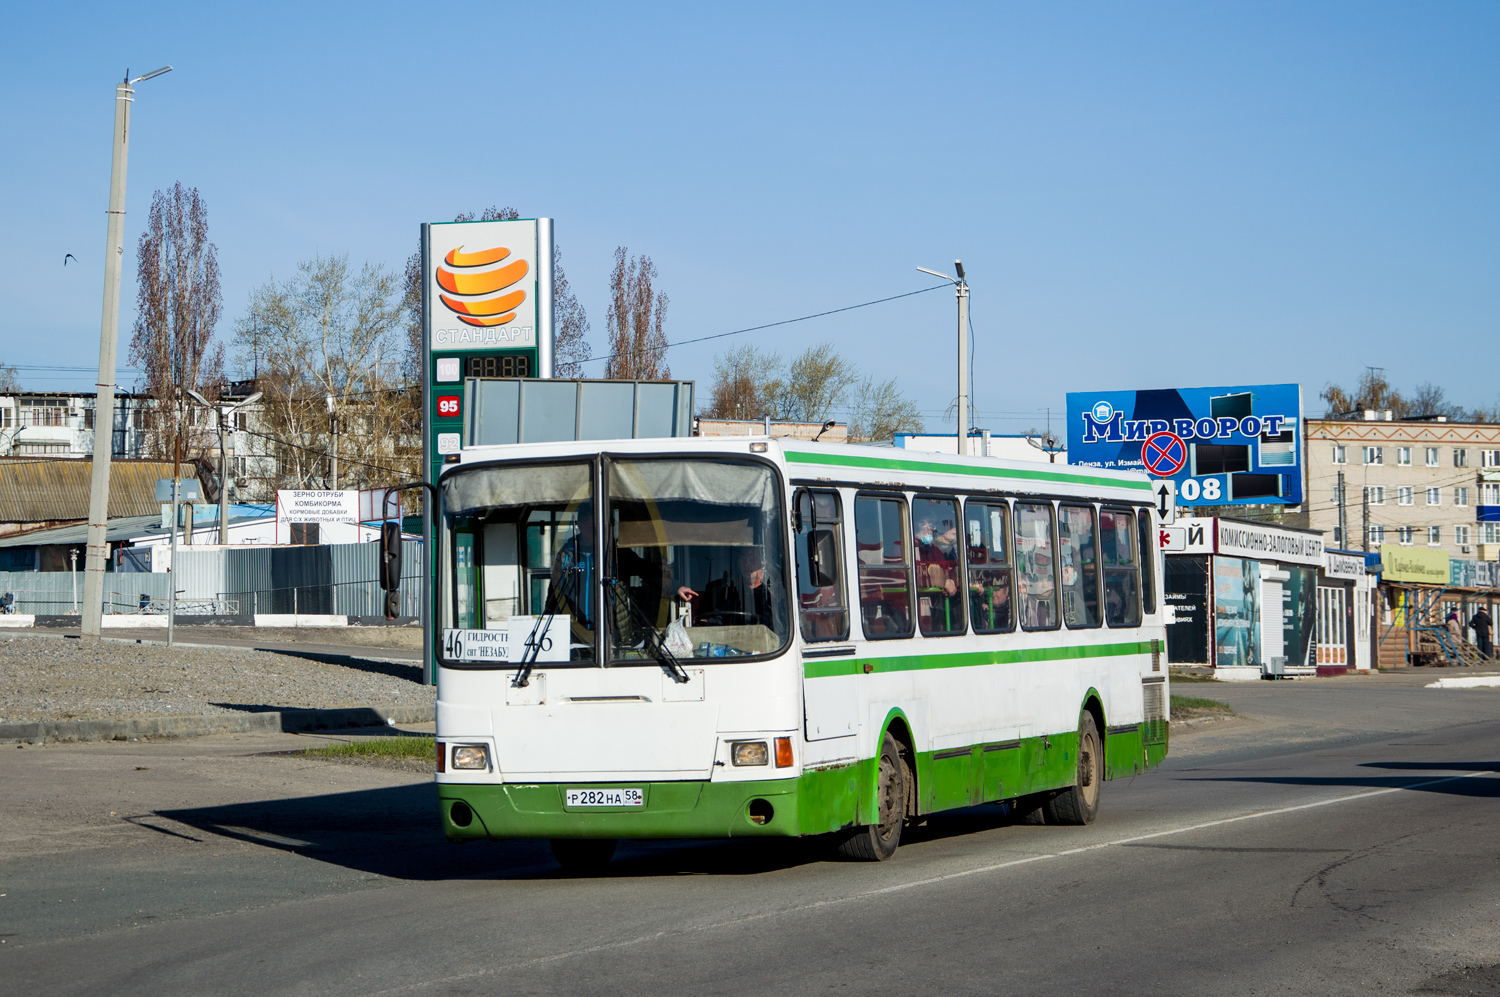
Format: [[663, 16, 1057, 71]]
[[783, 449, 1153, 492], [803, 639, 1156, 679]]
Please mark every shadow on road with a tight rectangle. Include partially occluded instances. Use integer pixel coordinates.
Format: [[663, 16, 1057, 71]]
[[155, 787, 1035, 882], [1189, 760, 1500, 797]]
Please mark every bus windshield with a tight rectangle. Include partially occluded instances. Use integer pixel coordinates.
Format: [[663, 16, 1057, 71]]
[[608, 457, 788, 661], [440, 456, 789, 665]]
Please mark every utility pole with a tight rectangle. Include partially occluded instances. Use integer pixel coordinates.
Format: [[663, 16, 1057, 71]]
[[956, 261, 969, 455], [326, 393, 339, 490], [187, 388, 262, 545], [1337, 470, 1347, 549], [81, 65, 171, 638], [916, 260, 971, 455], [1362, 489, 1371, 553]]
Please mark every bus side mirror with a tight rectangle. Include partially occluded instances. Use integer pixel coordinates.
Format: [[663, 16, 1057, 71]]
[[379, 522, 402, 592], [809, 529, 838, 588]]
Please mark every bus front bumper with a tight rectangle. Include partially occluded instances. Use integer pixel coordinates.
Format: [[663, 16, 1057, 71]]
[[438, 776, 839, 841]]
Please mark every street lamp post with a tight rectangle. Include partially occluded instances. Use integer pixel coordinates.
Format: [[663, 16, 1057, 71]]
[[916, 261, 971, 455], [81, 65, 172, 639], [186, 388, 262, 544]]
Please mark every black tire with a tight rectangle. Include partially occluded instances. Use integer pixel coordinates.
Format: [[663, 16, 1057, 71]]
[[1043, 712, 1103, 826], [836, 731, 907, 861], [550, 837, 617, 871]]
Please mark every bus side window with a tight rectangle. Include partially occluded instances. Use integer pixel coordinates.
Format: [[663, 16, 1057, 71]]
[[795, 489, 850, 642], [912, 496, 965, 636], [1137, 507, 1157, 614], [965, 501, 1013, 633], [1058, 505, 1101, 628], [1014, 502, 1059, 630], [854, 493, 913, 639], [1100, 507, 1142, 627]]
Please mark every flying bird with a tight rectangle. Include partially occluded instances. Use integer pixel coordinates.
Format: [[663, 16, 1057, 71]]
[[64, 254, 77, 266]]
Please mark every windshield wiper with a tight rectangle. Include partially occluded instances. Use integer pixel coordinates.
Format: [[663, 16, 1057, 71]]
[[605, 578, 691, 684], [514, 564, 577, 688]]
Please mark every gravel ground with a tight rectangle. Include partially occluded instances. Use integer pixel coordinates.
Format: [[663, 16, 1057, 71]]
[[0, 632, 432, 725]]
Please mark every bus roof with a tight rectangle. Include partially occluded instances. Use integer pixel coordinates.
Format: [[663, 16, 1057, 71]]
[[447, 437, 1154, 502]]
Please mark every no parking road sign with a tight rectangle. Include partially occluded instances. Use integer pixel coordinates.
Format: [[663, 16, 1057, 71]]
[[1142, 431, 1187, 477]]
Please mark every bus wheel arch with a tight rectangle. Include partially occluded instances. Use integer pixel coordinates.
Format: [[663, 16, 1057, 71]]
[[882, 715, 918, 821], [1082, 692, 1106, 756]]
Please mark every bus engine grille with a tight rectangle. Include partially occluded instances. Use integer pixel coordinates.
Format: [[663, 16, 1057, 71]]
[[1142, 679, 1167, 746]]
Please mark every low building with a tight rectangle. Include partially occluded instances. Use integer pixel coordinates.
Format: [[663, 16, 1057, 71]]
[[0, 456, 189, 544], [695, 418, 848, 443], [1161, 516, 1336, 679]]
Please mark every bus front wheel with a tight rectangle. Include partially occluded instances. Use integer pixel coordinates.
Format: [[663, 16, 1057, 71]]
[[837, 731, 907, 861], [1044, 713, 1103, 826]]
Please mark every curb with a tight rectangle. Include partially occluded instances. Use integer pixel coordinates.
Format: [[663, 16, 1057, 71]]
[[0, 704, 435, 745]]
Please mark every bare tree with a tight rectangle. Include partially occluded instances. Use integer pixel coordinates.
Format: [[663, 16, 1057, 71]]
[[553, 244, 591, 378], [604, 247, 669, 380], [706, 344, 781, 419], [127, 183, 225, 465], [847, 375, 924, 442], [770, 344, 860, 423], [234, 255, 404, 490], [1321, 368, 1406, 418], [0, 362, 18, 393]]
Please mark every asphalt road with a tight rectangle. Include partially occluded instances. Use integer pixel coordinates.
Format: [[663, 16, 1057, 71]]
[[3, 677, 1500, 996]]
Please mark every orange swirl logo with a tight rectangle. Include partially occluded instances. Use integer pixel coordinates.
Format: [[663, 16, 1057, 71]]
[[435, 245, 528, 327]]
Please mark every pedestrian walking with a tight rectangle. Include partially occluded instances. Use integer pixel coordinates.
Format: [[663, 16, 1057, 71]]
[[1469, 606, 1493, 660]]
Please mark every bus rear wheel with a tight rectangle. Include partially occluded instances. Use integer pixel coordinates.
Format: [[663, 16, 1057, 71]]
[[837, 731, 907, 861], [550, 837, 617, 872], [1044, 712, 1103, 826]]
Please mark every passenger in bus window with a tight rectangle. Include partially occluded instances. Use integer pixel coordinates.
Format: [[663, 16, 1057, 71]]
[[913, 502, 964, 635], [677, 547, 773, 627]]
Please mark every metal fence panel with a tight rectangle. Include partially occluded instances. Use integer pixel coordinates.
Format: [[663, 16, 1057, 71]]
[[0, 539, 426, 619]]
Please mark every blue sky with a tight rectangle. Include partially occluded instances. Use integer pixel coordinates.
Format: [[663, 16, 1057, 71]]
[[2, 2, 1497, 431]]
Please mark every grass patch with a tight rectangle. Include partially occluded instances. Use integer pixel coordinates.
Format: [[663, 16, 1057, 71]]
[[300, 736, 435, 764], [1171, 695, 1234, 714], [1169, 670, 1218, 683]]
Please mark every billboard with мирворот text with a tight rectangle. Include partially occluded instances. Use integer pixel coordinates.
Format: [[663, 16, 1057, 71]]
[[1065, 383, 1303, 506]]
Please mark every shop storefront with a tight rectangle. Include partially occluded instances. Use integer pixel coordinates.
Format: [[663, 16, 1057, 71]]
[[1316, 550, 1373, 673], [1161, 517, 1325, 680], [1376, 546, 1497, 668]]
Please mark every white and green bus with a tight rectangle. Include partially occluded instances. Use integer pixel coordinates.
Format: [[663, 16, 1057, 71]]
[[431, 437, 1169, 866]]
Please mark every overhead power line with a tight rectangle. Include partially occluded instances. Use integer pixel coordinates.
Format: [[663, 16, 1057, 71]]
[[582, 284, 951, 365]]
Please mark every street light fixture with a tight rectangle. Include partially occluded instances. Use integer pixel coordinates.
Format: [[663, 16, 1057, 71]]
[[81, 64, 173, 639], [185, 388, 263, 544], [916, 260, 972, 455]]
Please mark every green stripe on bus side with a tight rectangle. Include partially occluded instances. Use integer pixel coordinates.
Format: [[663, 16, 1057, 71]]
[[781, 449, 1153, 492], [801, 640, 1155, 679]]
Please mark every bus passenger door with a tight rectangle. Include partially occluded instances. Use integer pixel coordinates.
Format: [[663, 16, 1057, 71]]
[[795, 488, 859, 744]]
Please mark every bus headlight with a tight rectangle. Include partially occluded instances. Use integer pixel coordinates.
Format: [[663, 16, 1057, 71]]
[[451, 744, 490, 770], [731, 741, 769, 766]]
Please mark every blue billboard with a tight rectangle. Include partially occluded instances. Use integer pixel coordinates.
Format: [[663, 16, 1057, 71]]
[[1065, 383, 1303, 506]]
